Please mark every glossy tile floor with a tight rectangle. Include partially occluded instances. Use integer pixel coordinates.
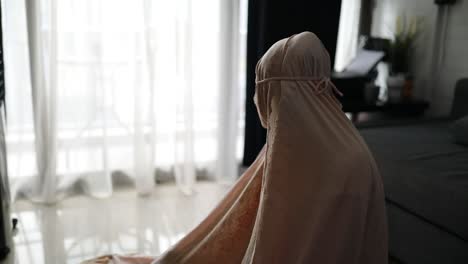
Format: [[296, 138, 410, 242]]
[[8, 183, 231, 264]]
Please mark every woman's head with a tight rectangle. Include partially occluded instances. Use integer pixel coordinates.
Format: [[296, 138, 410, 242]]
[[255, 32, 331, 82], [254, 32, 334, 128]]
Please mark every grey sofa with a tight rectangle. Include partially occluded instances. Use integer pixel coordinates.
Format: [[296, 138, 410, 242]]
[[360, 79, 468, 264]]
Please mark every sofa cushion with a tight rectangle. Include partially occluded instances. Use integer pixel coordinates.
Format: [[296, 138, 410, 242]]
[[360, 121, 468, 241], [451, 115, 468, 146]]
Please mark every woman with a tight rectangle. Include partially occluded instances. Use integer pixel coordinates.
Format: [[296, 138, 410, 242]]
[[87, 31, 388, 264]]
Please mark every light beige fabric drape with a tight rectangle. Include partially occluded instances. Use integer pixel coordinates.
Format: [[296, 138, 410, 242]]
[[85, 31, 387, 264]]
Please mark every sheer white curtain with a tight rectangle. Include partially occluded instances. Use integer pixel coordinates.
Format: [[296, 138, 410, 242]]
[[3, 0, 246, 203], [334, 0, 362, 72]]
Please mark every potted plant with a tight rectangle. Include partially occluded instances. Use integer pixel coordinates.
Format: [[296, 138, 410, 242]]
[[387, 14, 423, 103]]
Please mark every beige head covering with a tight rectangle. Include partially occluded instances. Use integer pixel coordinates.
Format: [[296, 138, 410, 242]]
[[85, 32, 387, 264], [242, 31, 388, 264], [253, 32, 343, 127]]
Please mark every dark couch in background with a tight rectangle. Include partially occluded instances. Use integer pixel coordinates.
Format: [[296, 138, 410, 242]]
[[360, 79, 468, 264]]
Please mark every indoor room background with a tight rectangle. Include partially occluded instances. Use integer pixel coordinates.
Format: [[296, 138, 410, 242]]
[[0, 0, 467, 263]]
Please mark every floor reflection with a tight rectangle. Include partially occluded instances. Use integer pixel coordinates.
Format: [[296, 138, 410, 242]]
[[11, 183, 230, 264]]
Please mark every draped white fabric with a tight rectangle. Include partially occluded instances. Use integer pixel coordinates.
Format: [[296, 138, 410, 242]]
[[3, 0, 246, 203], [334, 0, 362, 72]]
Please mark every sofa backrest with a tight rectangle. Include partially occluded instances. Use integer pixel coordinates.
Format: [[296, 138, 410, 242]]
[[451, 78, 468, 120]]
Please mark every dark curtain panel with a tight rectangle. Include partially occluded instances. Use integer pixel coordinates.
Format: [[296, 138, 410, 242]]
[[0, 1, 4, 109], [243, 0, 343, 166], [359, 0, 374, 37], [0, 2, 9, 260]]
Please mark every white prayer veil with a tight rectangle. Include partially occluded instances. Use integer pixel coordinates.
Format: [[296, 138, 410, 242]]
[[243, 31, 387, 264]]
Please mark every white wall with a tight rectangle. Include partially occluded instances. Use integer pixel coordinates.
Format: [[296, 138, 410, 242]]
[[371, 0, 468, 116]]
